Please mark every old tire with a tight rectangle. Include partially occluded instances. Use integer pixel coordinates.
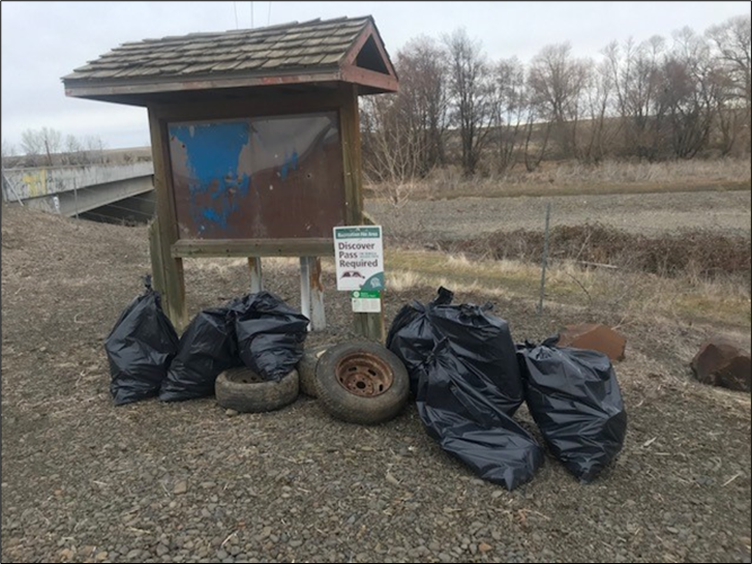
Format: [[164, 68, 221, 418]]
[[297, 345, 331, 398], [215, 367, 299, 413], [315, 340, 409, 425]]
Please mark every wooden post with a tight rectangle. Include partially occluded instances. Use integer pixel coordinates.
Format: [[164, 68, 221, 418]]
[[148, 218, 167, 297], [340, 84, 383, 342], [353, 293, 386, 343], [300, 256, 326, 330], [248, 257, 263, 293], [339, 84, 364, 226], [147, 107, 187, 332]]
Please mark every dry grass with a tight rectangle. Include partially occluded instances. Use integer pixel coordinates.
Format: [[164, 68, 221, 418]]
[[449, 223, 752, 280], [383, 248, 751, 330], [366, 158, 752, 201], [183, 248, 750, 330]]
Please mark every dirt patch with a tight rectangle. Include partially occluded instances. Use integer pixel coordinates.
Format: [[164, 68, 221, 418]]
[[1, 205, 750, 564]]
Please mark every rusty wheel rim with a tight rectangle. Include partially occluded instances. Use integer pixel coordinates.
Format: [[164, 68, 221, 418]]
[[335, 352, 394, 397]]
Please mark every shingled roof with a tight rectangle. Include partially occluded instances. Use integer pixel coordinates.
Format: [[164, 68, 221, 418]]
[[63, 16, 398, 105]]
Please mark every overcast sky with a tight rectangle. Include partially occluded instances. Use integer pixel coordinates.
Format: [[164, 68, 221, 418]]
[[1, 1, 749, 152]]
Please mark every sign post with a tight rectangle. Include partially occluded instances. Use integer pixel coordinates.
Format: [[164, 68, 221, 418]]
[[334, 226, 385, 341]]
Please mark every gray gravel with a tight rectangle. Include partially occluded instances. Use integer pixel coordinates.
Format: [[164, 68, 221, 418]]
[[1, 205, 750, 563]]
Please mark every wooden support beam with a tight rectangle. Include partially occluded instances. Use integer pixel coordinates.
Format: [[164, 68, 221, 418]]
[[300, 257, 326, 331], [172, 238, 334, 258], [148, 106, 187, 331], [340, 83, 383, 342], [248, 257, 263, 293], [340, 65, 399, 93], [148, 218, 167, 297], [339, 83, 364, 226]]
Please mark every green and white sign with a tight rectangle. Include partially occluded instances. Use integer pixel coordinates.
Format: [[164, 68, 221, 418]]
[[333, 225, 384, 292], [351, 290, 381, 313]]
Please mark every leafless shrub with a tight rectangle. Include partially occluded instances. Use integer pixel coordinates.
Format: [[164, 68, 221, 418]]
[[449, 223, 751, 281]]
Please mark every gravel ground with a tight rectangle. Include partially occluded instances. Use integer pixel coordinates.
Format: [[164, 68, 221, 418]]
[[2, 205, 751, 564], [367, 190, 752, 243]]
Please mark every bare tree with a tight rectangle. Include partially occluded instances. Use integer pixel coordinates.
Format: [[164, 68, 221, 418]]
[[63, 134, 84, 165], [660, 27, 715, 159], [527, 43, 590, 160], [707, 15, 751, 153], [20, 127, 63, 166], [577, 56, 616, 163], [523, 105, 552, 172], [444, 28, 493, 176], [397, 37, 450, 173], [490, 57, 526, 172], [607, 36, 668, 160], [361, 94, 424, 206], [84, 135, 107, 164]]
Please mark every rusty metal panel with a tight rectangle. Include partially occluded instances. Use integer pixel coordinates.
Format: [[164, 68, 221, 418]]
[[168, 112, 346, 240]]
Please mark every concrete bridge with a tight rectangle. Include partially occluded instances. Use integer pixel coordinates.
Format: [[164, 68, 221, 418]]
[[1, 162, 155, 222]]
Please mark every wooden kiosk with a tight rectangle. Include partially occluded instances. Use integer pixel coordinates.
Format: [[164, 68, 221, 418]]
[[63, 16, 398, 337]]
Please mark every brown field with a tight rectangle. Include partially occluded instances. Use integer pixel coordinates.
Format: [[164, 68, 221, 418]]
[[367, 188, 751, 242]]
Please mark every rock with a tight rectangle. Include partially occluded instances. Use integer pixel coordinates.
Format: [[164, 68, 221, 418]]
[[479, 542, 492, 553], [385, 472, 400, 486], [691, 337, 751, 393], [95, 552, 108, 562], [174, 481, 188, 495], [225, 409, 239, 417], [557, 323, 627, 361], [59, 548, 74, 560], [81, 545, 97, 556], [156, 545, 169, 556]]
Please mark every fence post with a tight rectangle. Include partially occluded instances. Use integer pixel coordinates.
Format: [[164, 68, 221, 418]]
[[537, 202, 552, 314]]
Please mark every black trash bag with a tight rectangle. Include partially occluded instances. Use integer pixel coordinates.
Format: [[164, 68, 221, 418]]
[[517, 336, 628, 482], [387, 287, 523, 414], [229, 292, 309, 381], [159, 306, 241, 402], [429, 300, 524, 416], [416, 340, 544, 490], [386, 287, 453, 396], [105, 276, 179, 406]]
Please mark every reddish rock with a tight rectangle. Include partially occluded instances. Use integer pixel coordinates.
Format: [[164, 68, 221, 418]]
[[691, 337, 751, 393], [557, 323, 627, 361]]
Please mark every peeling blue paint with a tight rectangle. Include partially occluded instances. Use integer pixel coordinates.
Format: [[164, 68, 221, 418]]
[[170, 121, 251, 233], [280, 149, 299, 180]]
